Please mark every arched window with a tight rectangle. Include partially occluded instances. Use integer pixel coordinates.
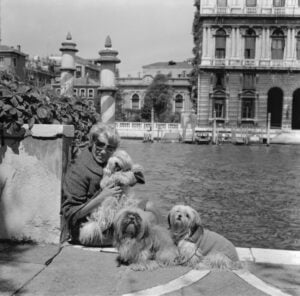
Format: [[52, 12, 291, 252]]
[[215, 29, 226, 59], [273, 0, 285, 7], [297, 32, 300, 60], [217, 0, 227, 6], [244, 29, 256, 59], [132, 94, 140, 109], [80, 88, 86, 97], [175, 94, 183, 113], [88, 88, 94, 98], [271, 29, 285, 60]]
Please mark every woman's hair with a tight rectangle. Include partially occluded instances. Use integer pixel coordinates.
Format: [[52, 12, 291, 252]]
[[88, 122, 120, 148]]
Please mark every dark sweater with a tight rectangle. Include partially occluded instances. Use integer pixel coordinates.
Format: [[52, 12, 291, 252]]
[[61, 148, 104, 243]]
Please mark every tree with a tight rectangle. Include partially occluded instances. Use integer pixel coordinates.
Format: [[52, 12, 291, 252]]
[[190, 0, 202, 111], [115, 89, 126, 121], [141, 74, 173, 122]]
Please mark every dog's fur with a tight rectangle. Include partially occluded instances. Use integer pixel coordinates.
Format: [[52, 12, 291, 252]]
[[113, 207, 179, 271], [168, 205, 240, 270], [79, 150, 142, 246]]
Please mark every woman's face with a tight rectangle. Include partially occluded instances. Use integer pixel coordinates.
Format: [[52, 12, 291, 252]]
[[91, 134, 116, 164]]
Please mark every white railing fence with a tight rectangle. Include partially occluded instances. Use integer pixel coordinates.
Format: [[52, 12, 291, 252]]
[[116, 122, 181, 131]]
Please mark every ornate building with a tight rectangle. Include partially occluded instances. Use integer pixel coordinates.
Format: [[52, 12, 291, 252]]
[[118, 61, 193, 115], [51, 36, 193, 118], [195, 0, 300, 130]]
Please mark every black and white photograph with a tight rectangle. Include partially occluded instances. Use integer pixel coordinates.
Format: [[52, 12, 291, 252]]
[[0, 0, 299, 295]]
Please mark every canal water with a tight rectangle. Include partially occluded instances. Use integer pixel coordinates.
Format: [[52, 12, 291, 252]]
[[121, 140, 300, 250]]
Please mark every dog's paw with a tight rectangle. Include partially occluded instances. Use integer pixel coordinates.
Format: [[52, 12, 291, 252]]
[[130, 260, 159, 271]]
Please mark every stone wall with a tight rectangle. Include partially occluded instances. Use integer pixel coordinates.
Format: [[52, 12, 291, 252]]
[[0, 125, 74, 244]]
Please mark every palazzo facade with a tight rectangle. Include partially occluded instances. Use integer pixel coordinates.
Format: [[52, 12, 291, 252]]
[[195, 0, 300, 129]]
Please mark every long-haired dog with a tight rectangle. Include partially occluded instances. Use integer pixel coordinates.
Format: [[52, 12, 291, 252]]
[[168, 205, 240, 270], [113, 207, 179, 271], [79, 150, 144, 246]]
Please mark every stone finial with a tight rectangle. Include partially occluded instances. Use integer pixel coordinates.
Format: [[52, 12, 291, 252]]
[[66, 32, 72, 40], [105, 35, 112, 48]]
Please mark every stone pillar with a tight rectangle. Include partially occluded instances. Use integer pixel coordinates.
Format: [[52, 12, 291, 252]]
[[203, 27, 208, 57], [266, 28, 271, 59], [59, 32, 78, 97], [96, 36, 121, 124]]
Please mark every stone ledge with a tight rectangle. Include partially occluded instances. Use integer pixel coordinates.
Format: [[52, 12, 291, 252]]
[[23, 124, 74, 138], [237, 247, 300, 265]]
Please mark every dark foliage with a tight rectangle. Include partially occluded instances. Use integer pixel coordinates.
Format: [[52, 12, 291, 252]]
[[141, 74, 174, 122], [0, 70, 100, 147]]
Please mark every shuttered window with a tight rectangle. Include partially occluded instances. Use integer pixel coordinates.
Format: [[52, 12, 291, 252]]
[[246, 0, 256, 6], [244, 29, 256, 59], [242, 98, 255, 119], [273, 0, 285, 7], [215, 29, 226, 59], [217, 0, 227, 7], [271, 29, 285, 59]]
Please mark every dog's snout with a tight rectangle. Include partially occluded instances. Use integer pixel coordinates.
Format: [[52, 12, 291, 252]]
[[128, 214, 135, 221]]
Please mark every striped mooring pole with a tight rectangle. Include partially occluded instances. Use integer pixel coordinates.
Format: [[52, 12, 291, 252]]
[[59, 32, 78, 97], [96, 36, 120, 124]]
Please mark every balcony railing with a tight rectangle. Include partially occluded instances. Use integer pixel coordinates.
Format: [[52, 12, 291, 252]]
[[246, 7, 257, 14], [201, 58, 300, 69], [200, 6, 298, 16]]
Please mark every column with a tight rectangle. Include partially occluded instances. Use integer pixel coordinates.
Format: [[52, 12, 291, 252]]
[[96, 36, 121, 124], [238, 28, 243, 59], [284, 28, 291, 60], [231, 27, 236, 58], [227, 28, 233, 61], [59, 32, 78, 97], [291, 28, 296, 60], [203, 27, 208, 57], [208, 28, 214, 59], [266, 28, 270, 59], [260, 28, 265, 59]]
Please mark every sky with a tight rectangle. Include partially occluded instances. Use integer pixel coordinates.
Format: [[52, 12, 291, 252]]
[[1, 0, 195, 77]]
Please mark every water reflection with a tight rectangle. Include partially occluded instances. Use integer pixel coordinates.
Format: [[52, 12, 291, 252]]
[[121, 140, 300, 250]]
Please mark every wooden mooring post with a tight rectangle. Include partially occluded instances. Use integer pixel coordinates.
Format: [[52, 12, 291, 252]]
[[267, 112, 271, 146]]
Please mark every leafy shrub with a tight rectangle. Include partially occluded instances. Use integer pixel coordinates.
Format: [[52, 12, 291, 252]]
[[0, 70, 100, 148]]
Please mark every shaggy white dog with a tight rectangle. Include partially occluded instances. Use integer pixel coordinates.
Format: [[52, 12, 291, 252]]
[[168, 205, 240, 270], [79, 150, 143, 246], [113, 207, 179, 271]]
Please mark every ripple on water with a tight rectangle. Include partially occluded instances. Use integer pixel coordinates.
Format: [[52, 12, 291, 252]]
[[121, 140, 300, 250]]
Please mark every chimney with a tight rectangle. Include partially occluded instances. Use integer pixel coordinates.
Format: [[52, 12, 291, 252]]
[[17, 45, 21, 51]]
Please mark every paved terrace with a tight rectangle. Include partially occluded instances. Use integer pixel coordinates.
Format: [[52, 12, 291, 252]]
[[1, 242, 299, 296]]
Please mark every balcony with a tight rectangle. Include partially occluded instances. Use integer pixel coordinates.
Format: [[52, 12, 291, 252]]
[[201, 58, 300, 69], [200, 5, 299, 16], [246, 7, 258, 14], [214, 59, 226, 66], [243, 59, 257, 67]]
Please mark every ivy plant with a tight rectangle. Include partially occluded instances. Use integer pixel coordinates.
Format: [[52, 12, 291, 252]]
[[0, 70, 99, 149]]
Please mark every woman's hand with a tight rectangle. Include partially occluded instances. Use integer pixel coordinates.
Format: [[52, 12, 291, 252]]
[[75, 184, 122, 219], [96, 183, 122, 203]]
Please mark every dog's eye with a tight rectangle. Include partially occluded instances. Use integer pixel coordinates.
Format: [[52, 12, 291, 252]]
[[186, 214, 190, 218], [115, 163, 122, 171]]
